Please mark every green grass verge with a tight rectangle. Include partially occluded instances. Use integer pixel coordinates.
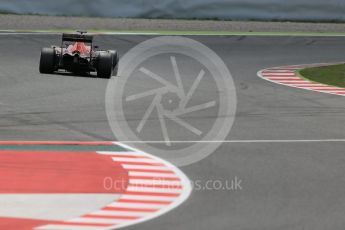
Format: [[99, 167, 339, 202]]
[[298, 63, 345, 88]]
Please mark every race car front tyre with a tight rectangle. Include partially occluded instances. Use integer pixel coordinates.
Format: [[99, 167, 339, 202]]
[[97, 52, 113, 79], [108, 50, 119, 76], [39, 48, 56, 74]]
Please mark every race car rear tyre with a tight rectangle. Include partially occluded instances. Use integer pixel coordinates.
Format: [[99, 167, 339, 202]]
[[113, 61, 119, 77], [97, 52, 113, 79], [108, 50, 118, 68], [108, 50, 119, 76], [39, 48, 56, 74]]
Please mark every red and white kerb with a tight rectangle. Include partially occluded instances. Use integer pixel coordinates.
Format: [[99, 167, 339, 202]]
[[258, 63, 345, 96]]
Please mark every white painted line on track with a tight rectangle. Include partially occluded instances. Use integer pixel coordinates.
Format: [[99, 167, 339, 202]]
[[0, 32, 60, 35], [119, 139, 345, 143], [0, 32, 158, 35], [4, 31, 345, 36]]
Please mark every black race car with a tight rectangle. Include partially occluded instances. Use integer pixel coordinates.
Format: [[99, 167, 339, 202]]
[[39, 32, 119, 78]]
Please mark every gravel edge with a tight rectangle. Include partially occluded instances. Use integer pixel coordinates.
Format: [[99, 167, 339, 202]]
[[1, 14, 345, 33]]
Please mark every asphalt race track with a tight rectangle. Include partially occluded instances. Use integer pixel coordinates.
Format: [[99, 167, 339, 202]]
[[1, 34, 345, 229]]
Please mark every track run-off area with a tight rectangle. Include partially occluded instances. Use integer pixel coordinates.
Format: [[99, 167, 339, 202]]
[[0, 33, 345, 230]]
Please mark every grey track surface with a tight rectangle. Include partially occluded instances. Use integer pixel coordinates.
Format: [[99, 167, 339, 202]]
[[1, 34, 345, 229], [2, 14, 345, 32]]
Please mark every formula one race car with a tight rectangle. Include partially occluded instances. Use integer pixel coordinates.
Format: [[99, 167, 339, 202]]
[[39, 31, 119, 78]]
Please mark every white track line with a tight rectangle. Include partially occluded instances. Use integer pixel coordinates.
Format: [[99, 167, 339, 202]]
[[119, 139, 345, 143]]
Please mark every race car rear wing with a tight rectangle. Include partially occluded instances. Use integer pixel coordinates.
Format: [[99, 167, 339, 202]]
[[62, 33, 93, 43]]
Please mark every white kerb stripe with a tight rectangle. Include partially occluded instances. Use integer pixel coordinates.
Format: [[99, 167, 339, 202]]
[[268, 69, 297, 72], [35, 225, 104, 230], [292, 84, 325, 86], [67, 218, 127, 224], [112, 157, 158, 163], [91, 210, 150, 216], [122, 164, 173, 171], [266, 77, 301, 79], [107, 202, 165, 209], [327, 91, 345, 93], [129, 179, 181, 185], [262, 73, 296, 76], [310, 86, 343, 89], [97, 151, 145, 156], [119, 195, 176, 201], [277, 80, 311, 83], [128, 172, 179, 178], [126, 186, 182, 193]]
